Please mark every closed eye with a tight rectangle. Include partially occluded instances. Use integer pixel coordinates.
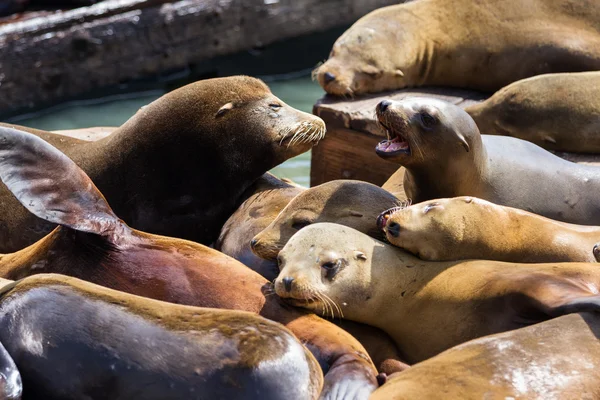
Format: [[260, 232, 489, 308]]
[[269, 103, 282, 110]]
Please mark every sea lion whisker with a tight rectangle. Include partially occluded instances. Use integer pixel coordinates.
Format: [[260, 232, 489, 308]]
[[321, 291, 344, 319]]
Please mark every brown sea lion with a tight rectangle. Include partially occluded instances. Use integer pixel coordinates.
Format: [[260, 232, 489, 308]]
[[251, 180, 404, 261], [275, 223, 600, 363], [378, 196, 600, 263], [315, 0, 600, 96], [465, 71, 600, 154], [0, 274, 322, 400], [0, 75, 325, 252], [375, 97, 600, 225], [371, 312, 600, 400], [215, 173, 305, 281], [0, 126, 379, 399], [215, 175, 408, 374]]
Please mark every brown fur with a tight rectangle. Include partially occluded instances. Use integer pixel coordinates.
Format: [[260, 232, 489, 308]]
[[375, 97, 600, 225], [316, 0, 600, 96], [0, 75, 325, 252], [275, 223, 600, 363], [466, 71, 600, 154], [382, 196, 600, 262], [372, 312, 600, 399], [0, 126, 379, 400], [252, 180, 403, 261]]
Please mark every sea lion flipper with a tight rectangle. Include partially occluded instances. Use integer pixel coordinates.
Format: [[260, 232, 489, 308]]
[[0, 126, 120, 236]]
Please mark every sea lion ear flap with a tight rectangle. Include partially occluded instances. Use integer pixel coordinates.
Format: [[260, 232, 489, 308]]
[[0, 127, 121, 236], [458, 134, 470, 152]]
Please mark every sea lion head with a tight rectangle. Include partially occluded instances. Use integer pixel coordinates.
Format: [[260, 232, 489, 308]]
[[135, 76, 326, 167], [374, 97, 477, 165], [378, 197, 479, 261], [314, 23, 411, 97], [251, 180, 402, 261], [274, 223, 378, 320]]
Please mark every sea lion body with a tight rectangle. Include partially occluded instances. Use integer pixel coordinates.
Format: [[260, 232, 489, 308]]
[[466, 71, 600, 154], [251, 180, 403, 261], [371, 312, 600, 400], [0, 76, 325, 252], [315, 0, 600, 96], [275, 223, 600, 363], [375, 97, 600, 225], [0, 126, 380, 399], [0, 274, 322, 400], [215, 173, 304, 281], [380, 196, 600, 263]]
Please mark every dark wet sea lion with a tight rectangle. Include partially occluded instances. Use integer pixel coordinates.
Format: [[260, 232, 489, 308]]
[[0, 274, 322, 400], [0, 75, 325, 252], [375, 97, 600, 225], [251, 180, 404, 261], [315, 0, 600, 96], [0, 126, 380, 399], [466, 71, 600, 154], [275, 223, 600, 363], [379, 196, 600, 263], [371, 312, 600, 400], [215, 173, 305, 281], [0, 329, 20, 400]]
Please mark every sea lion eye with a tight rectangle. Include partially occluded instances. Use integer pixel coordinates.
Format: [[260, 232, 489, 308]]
[[420, 112, 436, 128], [321, 259, 343, 280], [269, 103, 282, 110], [291, 219, 311, 230], [277, 255, 285, 269]]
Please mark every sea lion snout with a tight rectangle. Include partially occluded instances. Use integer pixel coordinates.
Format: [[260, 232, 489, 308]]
[[387, 222, 400, 238], [324, 72, 336, 84], [282, 276, 294, 292], [378, 100, 392, 113]]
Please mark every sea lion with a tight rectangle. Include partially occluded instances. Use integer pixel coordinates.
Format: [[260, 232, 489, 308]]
[[215, 175, 409, 374], [0, 274, 322, 400], [380, 167, 407, 199], [0, 126, 379, 399], [374, 97, 600, 225], [0, 331, 20, 400], [251, 180, 404, 261], [371, 312, 600, 400], [215, 173, 305, 281], [0, 75, 325, 252], [275, 223, 600, 363], [378, 196, 600, 263], [465, 71, 600, 154], [314, 0, 600, 96]]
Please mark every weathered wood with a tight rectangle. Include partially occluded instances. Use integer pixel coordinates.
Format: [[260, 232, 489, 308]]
[[311, 88, 488, 186], [0, 0, 402, 116]]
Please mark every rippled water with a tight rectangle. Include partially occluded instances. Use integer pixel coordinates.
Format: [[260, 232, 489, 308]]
[[13, 75, 326, 187]]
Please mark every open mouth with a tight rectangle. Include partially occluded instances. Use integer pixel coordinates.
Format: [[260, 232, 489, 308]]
[[375, 120, 411, 157]]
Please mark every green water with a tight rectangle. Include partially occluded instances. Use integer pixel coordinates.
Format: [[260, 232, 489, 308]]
[[12, 75, 326, 187]]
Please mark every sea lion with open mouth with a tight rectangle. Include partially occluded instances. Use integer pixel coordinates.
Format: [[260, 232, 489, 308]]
[[0, 76, 325, 252], [374, 97, 600, 225], [275, 223, 600, 363]]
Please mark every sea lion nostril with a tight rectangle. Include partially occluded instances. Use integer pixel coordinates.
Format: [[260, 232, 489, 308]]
[[378, 100, 392, 113], [387, 222, 401, 237], [250, 238, 258, 249], [324, 72, 336, 84], [282, 277, 294, 292], [594, 244, 600, 261]]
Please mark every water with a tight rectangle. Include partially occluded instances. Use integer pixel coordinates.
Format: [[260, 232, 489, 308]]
[[11, 75, 326, 187]]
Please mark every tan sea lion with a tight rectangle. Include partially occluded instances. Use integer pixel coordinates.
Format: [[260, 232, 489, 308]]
[[375, 97, 600, 225], [0, 126, 381, 399], [371, 312, 600, 400], [0, 274, 322, 400], [315, 0, 600, 96], [251, 180, 404, 261], [0, 75, 325, 252], [275, 223, 600, 363], [378, 196, 600, 263], [215, 173, 305, 281], [465, 71, 600, 154]]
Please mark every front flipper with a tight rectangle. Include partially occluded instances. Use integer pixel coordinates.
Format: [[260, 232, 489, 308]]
[[0, 127, 121, 237]]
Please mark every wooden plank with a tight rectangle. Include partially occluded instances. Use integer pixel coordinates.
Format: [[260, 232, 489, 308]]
[[0, 0, 403, 116]]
